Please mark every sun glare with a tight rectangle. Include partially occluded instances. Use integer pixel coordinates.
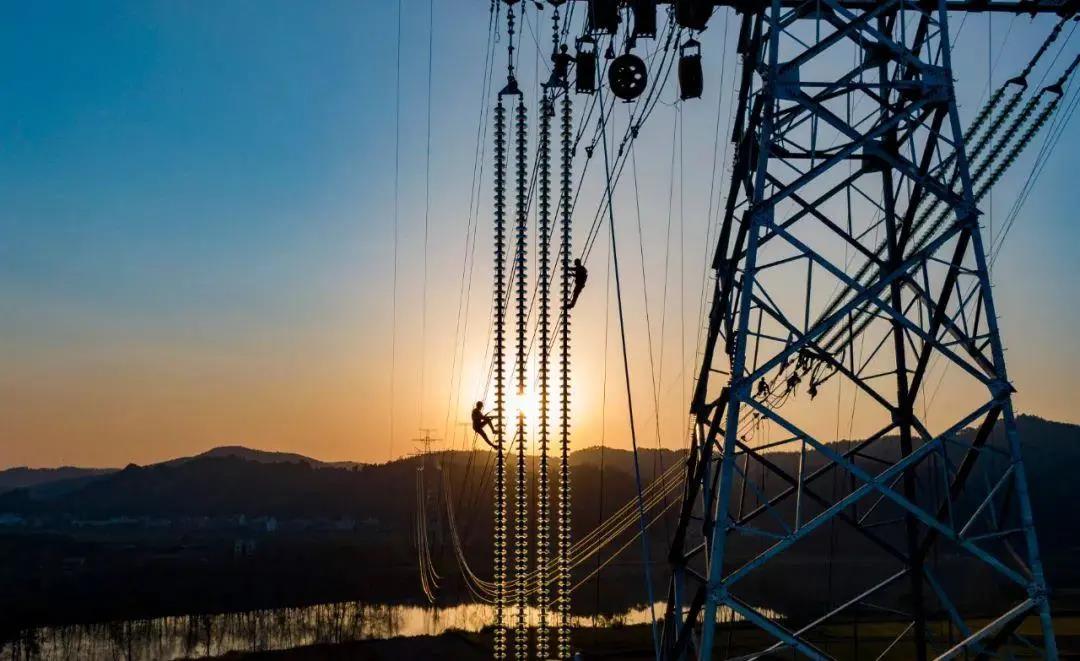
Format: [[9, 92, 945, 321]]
[[507, 384, 540, 431]]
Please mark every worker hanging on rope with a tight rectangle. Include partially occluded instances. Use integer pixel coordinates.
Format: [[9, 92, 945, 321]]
[[471, 401, 498, 450], [566, 258, 588, 310], [785, 372, 802, 394]]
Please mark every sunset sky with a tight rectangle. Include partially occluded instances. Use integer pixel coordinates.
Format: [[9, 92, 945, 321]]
[[2, 1, 1078, 468]]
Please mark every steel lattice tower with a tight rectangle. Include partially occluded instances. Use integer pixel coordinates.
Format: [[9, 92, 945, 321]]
[[659, 1, 1069, 658]]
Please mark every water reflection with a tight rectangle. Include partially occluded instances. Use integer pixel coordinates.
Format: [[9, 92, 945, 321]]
[[1, 601, 779, 660]]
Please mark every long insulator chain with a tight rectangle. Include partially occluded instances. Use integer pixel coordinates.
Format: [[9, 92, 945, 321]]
[[820, 89, 1045, 354], [968, 94, 1045, 189], [967, 85, 1026, 164], [901, 88, 1027, 250], [533, 10, 563, 659], [535, 92, 554, 661], [556, 89, 574, 661], [814, 20, 1068, 340], [975, 93, 1064, 200], [1015, 15, 1068, 86], [917, 73, 1074, 254], [968, 55, 1080, 216], [512, 96, 530, 661], [820, 55, 1080, 363], [942, 15, 1066, 184], [496, 3, 519, 658], [492, 98, 509, 661]]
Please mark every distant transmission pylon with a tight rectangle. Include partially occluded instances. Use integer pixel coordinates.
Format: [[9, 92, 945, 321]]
[[661, 1, 1063, 659]]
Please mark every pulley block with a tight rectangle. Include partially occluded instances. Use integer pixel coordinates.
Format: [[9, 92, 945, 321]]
[[630, 0, 658, 39], [675, 0, 713, 31], [587, 0, 619, 35], [576, 38, 598, 94], [679, 38, 703, 100], [608, 53, 648, 101]]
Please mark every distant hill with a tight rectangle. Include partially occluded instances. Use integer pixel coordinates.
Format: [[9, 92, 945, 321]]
[[0, 446, 365, 497], [167, 445, 364, 470], [0, 467, 117, 494], [0, 415, 1074, 550], [0, 416, 1075, 633]]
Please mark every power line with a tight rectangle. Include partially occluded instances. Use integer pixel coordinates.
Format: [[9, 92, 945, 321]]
[[389, 0, 402, 463]]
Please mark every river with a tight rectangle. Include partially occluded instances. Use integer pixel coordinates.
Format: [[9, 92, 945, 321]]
[[1, 600, 774, 660]]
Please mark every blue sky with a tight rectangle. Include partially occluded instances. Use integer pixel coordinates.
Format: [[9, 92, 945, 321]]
[[1, 2, 1077, 467]]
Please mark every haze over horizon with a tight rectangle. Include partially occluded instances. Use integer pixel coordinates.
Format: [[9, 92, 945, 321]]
[[3, 2, 1079, 469]]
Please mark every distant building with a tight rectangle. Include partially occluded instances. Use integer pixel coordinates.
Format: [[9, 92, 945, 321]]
[[232, 538, 257, 559], [0, 514, 25, 526]]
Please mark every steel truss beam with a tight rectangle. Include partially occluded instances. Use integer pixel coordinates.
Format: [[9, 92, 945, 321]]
[[567, 0, 1079, 15], [661, 1, 1059, 659]]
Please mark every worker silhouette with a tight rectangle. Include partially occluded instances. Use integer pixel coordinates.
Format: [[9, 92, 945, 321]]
[[567, 258, 588, 310], [471, 401, 498, 450], [547, 44, 575, 88]]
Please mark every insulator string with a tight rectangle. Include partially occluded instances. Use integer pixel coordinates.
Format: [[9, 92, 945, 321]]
[[535, 91, 553, 661], [492, 96, 509, 661], [513, 93, 530, 661], [557, 86, 574, 661]]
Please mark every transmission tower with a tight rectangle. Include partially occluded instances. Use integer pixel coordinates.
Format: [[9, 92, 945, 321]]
[[469, 0, 1071, 658], [413, 429, 443, 546], [655, 1, 1071, 659]]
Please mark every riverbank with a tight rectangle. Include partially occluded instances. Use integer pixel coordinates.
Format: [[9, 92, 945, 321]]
[[198, 626, 657, 660], [199, 614, 1080, 660]]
